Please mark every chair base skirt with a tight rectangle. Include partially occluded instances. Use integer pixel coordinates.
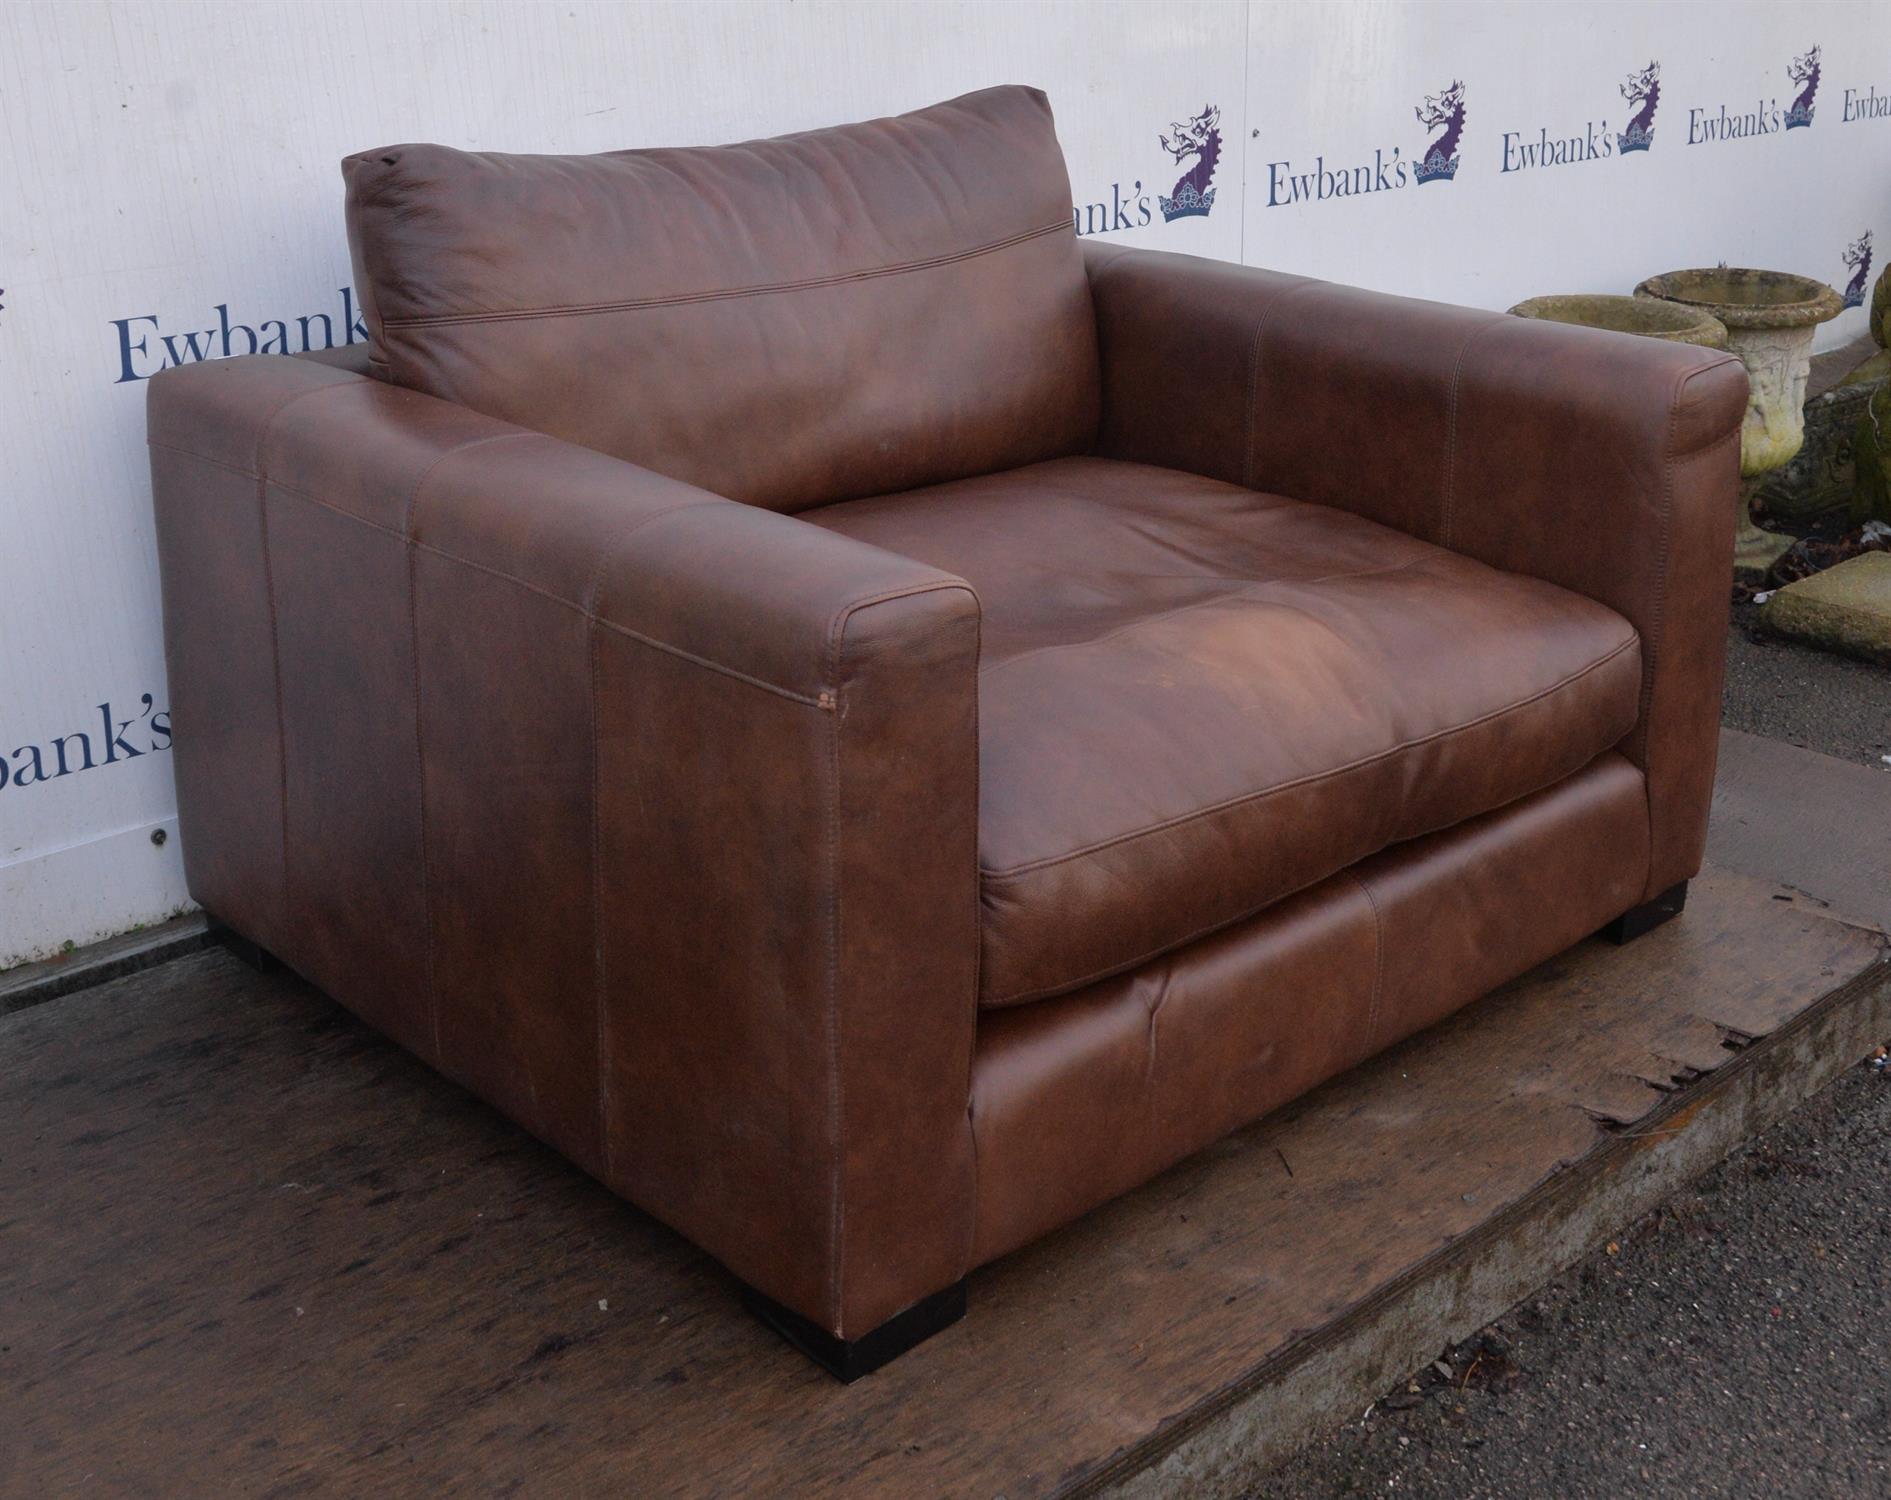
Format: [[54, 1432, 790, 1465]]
[[1600, 881, 1689, 946], [965, 753, 1657, 1268], [743, 1279, 967, 1383]]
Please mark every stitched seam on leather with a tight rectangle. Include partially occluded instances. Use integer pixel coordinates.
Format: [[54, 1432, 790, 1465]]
[[981, 632, 1640, 882], [381, 219, 1072, 330], [1614, 359, 1741, 766], [1630, 365, 1689, 773], [987, 880, 1330, 1007], [822, 637, 846, 1327], [1241, 278, 1322, 489], [159, 440, 932, 707], [1667, 354, 1747, 457], [984, 748, 1631, 1008], [1641, 357, 1739, 730], [203, 462, 857, 707], [825, 582, 984, 675], [975, 555, 1435, 680], [1634, 364, 1736, 897], [581, 533, 623, 1180], [1439, 317, 1506, 549], [577, 500, 725, 1175], [1084, 250, 1127, 459], [252, 476, 827, 707], [823, 581, 983, 1316], [963, 1090, 984, 1269], [246, 382, 344, 948], [962, 595, 985, 1276], [1348, 869, 1386, 1051], [255, 462, 290, 943], [149, 440, 278, 480], [588, 591, 609, 1176], [403, 432, 522, 1064], [405, 496, 440, 1061]]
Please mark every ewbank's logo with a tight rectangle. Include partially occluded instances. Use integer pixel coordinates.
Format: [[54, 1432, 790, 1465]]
[[1, 696, 171, 793], [111, 288, 368, 383], [1158, 105, 1221, 221], [1843, 84, 1890, 122], [1414, 81, 1466, 183], [1263, 78, 1476, 205], [1786, 46, 1821, 129], [1843, 232, 1873, 310], [1618, 62, 1660, 152], [1501, 60, 1660, 174], [1072, 101, 1223, 237]]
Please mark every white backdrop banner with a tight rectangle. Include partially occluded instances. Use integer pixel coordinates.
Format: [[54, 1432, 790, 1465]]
[[2, 0, 1888, 963]]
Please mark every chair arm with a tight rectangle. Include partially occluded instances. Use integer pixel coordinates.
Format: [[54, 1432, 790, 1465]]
[[1084, 242, 1748, 899], [148, 351, 982, 1338]]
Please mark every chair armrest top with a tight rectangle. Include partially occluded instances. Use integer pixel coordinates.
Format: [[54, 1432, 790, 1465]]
[[148, 352, 979, 704], [1083, 241, 1747, 539]]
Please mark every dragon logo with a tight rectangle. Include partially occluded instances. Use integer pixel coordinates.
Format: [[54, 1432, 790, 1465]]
[[1414, 81, 1466, 184], [1843, 232, 1873, 310], [1158, 105, 1221, 221], [1786, 45, 1821, 129], [1618, 61, 1660, 153]]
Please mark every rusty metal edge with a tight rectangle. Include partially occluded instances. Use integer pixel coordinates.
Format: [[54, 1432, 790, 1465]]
[[1068, 949, 1891, 1499]]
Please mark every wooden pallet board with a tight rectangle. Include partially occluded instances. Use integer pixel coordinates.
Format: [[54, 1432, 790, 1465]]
[[3, 731, 1887, 1498]]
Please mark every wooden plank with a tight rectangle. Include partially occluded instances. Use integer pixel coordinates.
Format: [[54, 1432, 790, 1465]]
[[1, 734, 1885, 1498], [1103, 932, 1891, 1498]]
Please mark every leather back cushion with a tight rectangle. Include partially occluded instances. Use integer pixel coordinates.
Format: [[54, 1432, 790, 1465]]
[[343, 85, 1099, 513]]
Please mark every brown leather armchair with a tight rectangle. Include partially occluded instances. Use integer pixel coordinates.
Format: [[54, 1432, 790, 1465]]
[[147, 86, 1746, 1379]]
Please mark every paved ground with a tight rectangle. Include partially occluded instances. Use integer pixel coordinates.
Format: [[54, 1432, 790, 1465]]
[[1258, 617, 1891, 1499]]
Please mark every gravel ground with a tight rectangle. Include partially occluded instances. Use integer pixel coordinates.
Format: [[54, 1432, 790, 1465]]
[[1724, 602, 1891, 770], [1256, 618, 1891, 1500]]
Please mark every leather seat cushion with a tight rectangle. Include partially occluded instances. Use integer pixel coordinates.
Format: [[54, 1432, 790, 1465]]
[[808, 457, 1644, 1007]]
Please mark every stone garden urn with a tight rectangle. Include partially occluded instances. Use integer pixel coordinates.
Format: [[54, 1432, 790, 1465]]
[[1508, 293, 1728, 348], [1635, 268, 1844, 581]]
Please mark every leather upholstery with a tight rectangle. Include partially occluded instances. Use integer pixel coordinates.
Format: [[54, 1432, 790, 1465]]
[[1084, 242, 1747, 901], [969, 752, 1649, 1265], [146, 91, 1745, 1348], [149, 351, 980, 1340], [813, 457, 1643, 1005], [343, 85, 1098, 513]]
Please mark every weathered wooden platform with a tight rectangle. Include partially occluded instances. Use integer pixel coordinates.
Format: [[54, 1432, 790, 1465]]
[[3, 729, 1887, 1498]]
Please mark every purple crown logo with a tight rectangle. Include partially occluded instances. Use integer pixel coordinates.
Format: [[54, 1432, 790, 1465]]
[[1158, 104, 1221, 221], [1617, 60, 1660, 153], [1413, 80, 1465, 184], [1785, 45, 1820, 129], [1842, 231, 1873, 310]]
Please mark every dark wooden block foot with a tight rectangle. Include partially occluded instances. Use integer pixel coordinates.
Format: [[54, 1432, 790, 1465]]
[[208, 921, 277, 973], [744, 1278, 966, 1382], [1601, 880, 1688, 945]]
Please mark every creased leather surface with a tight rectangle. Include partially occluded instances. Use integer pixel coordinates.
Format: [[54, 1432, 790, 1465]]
[[1085, 242, 1746, 903], [812, 457, 1643, 1006], [148, 353, 979, 1339], [969, 752, 1649, 1265], [344, 85, 1099, 513], [147, 162, 1738, 1348]]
